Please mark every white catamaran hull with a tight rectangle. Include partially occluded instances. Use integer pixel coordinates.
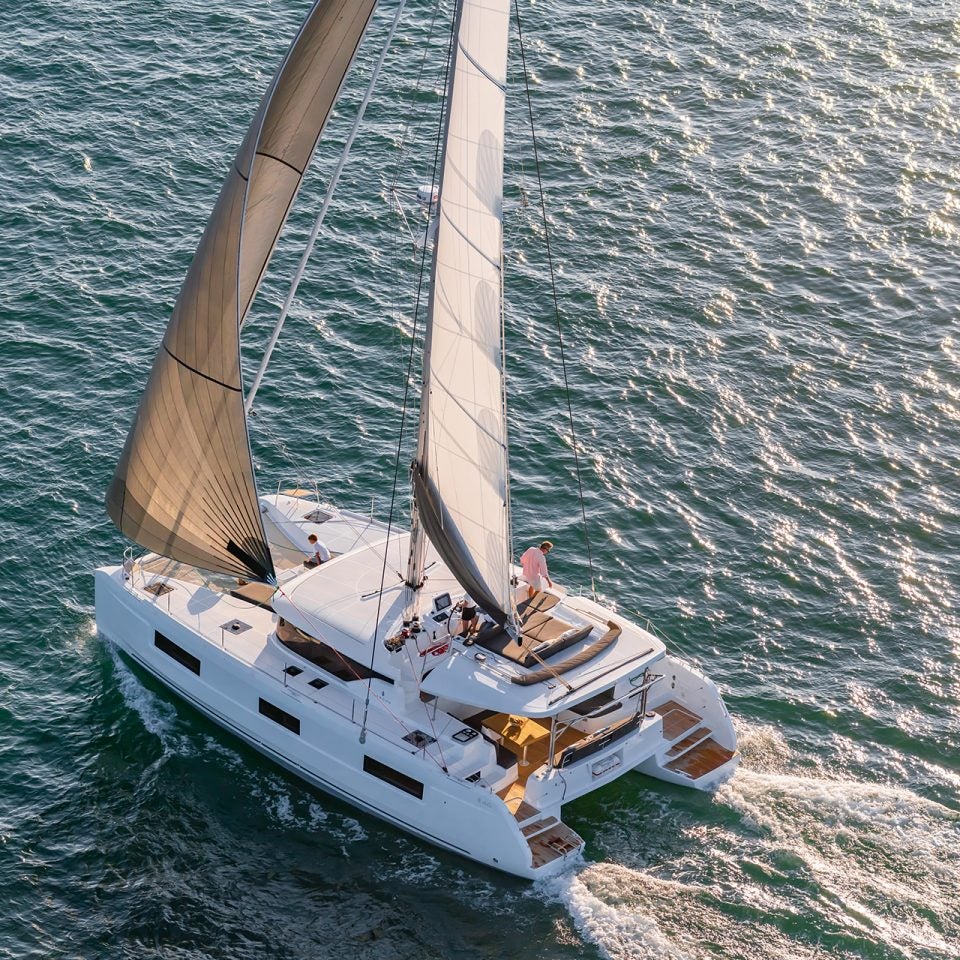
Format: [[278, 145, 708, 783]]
[[95, 567, 576, 879], [94, 0, 741, 886], [95, 527, 738, 879]]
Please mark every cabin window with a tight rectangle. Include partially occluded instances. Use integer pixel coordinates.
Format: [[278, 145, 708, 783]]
[[259, 697, 300, 735], [154, 631, 200, 675], [276, 618, 393, 685], [570, 688, 617, 716], [362, 756, 424, 799]]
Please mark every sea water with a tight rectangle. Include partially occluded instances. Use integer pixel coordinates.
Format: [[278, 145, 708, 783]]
[[1, 0, 957, 957]]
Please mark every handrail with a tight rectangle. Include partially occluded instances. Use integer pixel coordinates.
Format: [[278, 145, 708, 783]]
[[545, 671, 662, 772]]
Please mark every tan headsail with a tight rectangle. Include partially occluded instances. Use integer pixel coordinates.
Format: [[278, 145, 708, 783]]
[[107, 0, 378, 582], [412, 0, 513, 623]]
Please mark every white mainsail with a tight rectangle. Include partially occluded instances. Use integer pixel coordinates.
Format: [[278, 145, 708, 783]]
[[412, 0, 513, 623]]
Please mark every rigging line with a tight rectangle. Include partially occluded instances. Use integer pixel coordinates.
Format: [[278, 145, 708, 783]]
[[245, 0, 408, 415], [516, 630, 576, 692], [402, 639, 449, 772], [388, 0, 443, 197], [272, 583, 451, 774], [360, 0, 460, 744], [250, 414, 405, 578], [513, 0, 597, 601]]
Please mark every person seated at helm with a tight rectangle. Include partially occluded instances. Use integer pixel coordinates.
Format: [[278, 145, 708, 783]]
[[304, 533, 331, 568]]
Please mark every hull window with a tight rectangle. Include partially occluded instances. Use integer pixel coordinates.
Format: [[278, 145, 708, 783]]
[[259, 697, 301, 735], [276, 618, 393, 685], [154, 631, 200, 676], [363, 756, 424, 799]]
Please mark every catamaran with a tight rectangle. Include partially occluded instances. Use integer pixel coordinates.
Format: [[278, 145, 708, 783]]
[[94, 0, 738, 879]]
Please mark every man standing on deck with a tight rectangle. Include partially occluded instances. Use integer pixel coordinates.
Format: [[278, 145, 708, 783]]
[[520, 541, 554, 600]]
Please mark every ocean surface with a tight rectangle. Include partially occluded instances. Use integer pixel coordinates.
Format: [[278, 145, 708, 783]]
[[2, 0, 958, 956]]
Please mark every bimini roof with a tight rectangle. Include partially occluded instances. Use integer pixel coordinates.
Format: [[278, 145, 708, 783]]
[[419, 616, 666, 718], [272, 533, 461, 664]]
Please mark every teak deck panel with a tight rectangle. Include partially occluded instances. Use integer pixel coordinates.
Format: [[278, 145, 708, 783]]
[[664, 737, 735, 778], [652, 699, 702, 740], [528, 823, 583, 868], [666, 726, 709, 757]]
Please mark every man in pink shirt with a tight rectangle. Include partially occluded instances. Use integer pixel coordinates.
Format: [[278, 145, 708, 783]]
[[520, 541, 554, 599]]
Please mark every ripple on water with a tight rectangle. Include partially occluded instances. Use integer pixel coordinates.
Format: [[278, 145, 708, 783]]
[[1, 0, 959, 956]]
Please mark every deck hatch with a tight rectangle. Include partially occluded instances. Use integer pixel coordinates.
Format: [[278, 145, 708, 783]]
[[154, 631, 200, 675], [402, 730, 436, 749], [258, 697, 300, 735], [276, 618, 394, 685], [145, 581, 174, 597], [362, 756, 424, 799]]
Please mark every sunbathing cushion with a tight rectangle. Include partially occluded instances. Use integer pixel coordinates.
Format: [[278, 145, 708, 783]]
[[512, 621, 622, 685]]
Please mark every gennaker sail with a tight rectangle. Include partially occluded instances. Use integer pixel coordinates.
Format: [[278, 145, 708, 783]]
[[106, 0, 378, 582]]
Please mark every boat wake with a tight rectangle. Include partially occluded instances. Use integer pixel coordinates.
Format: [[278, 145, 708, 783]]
[[538, 721, 959, 959], [539, 864, 693, 960], [109, 642, 186, 751], [716, 768, 960, 957], [108, 641, 378, 855]]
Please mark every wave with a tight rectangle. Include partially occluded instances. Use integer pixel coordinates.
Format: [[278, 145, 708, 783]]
[[539, 720, 959, 959]]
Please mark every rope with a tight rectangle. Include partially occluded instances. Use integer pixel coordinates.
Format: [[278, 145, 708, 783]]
[[245, 0, 409, 414], [360, 0, 460, 743], [513, 0, 597, 601], [402, 638, 450, 772], [243, 413, 406, 578], [388, 0, 443, 198]]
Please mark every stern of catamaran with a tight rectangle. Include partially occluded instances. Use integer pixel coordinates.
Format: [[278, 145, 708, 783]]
[[246, 490, 739, 819]]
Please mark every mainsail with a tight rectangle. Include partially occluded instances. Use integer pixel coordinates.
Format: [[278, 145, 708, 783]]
[[412, 0, 513, 623], [106, 0, 378, 582]]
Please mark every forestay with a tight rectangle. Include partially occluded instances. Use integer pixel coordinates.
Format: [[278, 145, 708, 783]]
[[106, 0, 377, 582], [413, 0, 512, 623]]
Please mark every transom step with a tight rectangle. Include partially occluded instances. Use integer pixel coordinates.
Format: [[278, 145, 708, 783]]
[[665, 737, 736, 779], [665, 726, 711, 757], [528, 822, 583, 869], [651, 699, 702, 740], [521, 815, 559, 839]]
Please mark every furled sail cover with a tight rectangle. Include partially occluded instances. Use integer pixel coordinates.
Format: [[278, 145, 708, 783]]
[[414, 0, 512, 623], [107, 0, 378, 581]]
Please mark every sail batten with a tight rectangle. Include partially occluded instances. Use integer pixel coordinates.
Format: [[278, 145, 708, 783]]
[[107, 0, 378, 582], [412, 0, 513, 624]]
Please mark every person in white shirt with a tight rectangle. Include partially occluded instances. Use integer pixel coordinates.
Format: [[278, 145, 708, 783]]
[[458, 596, 479, 637], [519, 541, 554, 600], [305, 533, 331, 568]]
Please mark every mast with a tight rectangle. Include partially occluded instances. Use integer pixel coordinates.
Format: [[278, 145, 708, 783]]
[[405, 0, 514, 628], [402, 0, 466, 622]]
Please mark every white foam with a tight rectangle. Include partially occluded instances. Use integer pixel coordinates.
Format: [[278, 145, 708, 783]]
[[539, 863, 692, 960], [720, 768, 959, 847], [731, 717, 791, 772], [717, 767, 960, 953], [545, 717, 960, 959], [109, 643, 183, 748]]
